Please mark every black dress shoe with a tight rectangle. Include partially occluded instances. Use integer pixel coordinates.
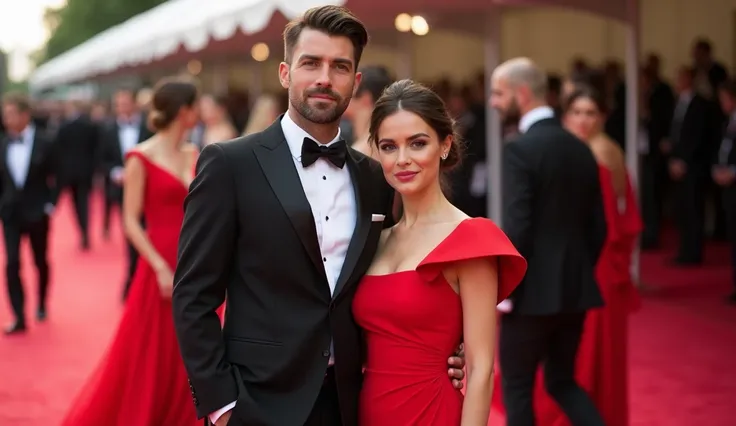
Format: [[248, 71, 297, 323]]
[[4, 321, 27, 335], [36, 309, 47, 322]]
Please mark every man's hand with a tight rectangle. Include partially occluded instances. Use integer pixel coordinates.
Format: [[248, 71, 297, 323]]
[[669, 159, 687, 180], [214, 410, 232, 426], [110, 167, 125, 185], [447, 343, 466, 389]]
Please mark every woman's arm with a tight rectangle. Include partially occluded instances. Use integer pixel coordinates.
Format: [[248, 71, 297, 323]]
[[122, 155, 168, 273], [457, 257, 499, 426]]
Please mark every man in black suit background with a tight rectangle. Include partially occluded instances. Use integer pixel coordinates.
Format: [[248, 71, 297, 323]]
[[667, 66, 714, 265], [54, 100, 99, 250], [0, 92, 60, 335], [489, 57, 607, 426], [172, 6, 464, 426], [99, 88, 153, 300], [714, 79, 736, 303]]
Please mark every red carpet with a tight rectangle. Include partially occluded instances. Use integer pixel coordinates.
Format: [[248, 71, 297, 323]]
[[0, 194, 734, 425]]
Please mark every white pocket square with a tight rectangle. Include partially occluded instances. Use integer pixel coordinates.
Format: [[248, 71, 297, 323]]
[[371, 214, 386, 222]]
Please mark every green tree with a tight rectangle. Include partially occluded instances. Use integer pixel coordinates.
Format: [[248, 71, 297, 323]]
[[40, 0, 167, 64]]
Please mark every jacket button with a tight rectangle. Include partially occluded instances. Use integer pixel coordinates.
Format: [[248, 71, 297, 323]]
[[322, 350, 330, 357]]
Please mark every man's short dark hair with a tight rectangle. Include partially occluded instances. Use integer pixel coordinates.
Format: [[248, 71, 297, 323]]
[[1, 92, 32, 113], [694, 38, 712, 54], [283, 5, 369, 68], [356, 66, 393, 103]]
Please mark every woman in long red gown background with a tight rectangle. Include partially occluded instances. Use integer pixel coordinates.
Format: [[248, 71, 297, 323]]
[[491, 83, 642, 426], [61, 78, 202, 426]]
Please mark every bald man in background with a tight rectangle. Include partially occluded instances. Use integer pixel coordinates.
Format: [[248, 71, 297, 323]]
[[490, 57, 606, 426]]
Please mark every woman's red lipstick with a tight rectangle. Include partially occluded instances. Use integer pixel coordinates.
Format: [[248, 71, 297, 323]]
[[394, 171, 418, 182]]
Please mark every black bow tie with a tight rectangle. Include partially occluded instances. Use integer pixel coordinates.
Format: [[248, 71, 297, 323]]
[[301, 137, 347, 168]]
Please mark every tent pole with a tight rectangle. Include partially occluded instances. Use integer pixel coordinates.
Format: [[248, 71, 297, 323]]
[[485, 5, 503, 225], [625, 0, 642, 283]]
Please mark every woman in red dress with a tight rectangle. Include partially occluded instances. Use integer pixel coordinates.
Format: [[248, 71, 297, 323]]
[[352, 80, 527, 425], [61, 78, 202, 426]]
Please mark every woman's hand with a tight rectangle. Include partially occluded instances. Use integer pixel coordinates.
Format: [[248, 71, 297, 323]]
[[154, 263, 174, 298]]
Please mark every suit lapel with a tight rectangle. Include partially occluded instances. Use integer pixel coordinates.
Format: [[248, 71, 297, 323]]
[[253, 120, 327, 282], [333, 149, 371, 299], [0, 137, 14, 190]]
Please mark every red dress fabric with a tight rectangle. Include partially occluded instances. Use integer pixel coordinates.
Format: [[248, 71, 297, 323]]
[[353, 218, 526, 425], [491, 166, 642, 426], [61, 151, 199, 426]]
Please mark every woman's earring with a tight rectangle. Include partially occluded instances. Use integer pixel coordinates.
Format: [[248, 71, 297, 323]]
[[441, 152, 448, 160]]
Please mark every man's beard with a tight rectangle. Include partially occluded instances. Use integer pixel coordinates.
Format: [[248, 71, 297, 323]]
[[290, 86, 351, 125], [500, 98, 522, 126]]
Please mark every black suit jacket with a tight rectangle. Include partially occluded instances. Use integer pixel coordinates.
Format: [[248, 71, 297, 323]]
[[54, 115, 100, 185], [98, 116, 153, 200], [0, 130, 60, 223], [172, 118, 393, 425], [671, 94, 713, 169], [716, 117, 736, 208], [502, 118, 606, 315]]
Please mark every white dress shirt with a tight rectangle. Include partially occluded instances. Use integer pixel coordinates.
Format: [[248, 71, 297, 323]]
[[110, 117, 141, 181], [518, 106, 555, 134], [7, 125, 35, 188], [210, 112, 357, 424]]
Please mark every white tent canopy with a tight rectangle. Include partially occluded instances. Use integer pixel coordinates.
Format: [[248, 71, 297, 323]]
[[30, 0, 629, 91]]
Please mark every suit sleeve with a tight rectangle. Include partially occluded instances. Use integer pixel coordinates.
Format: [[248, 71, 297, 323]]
[[98, 127, 114, 175], [502, 142, 535, 257], [172, 143, 239, 418], [46, 134, 62, 206]]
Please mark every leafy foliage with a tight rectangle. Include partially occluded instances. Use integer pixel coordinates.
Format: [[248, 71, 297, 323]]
[[40, 0, 167, 64]]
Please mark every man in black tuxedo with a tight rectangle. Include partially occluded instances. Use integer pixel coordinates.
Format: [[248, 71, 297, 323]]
[[490, 58, 606, 426], [668, 66, 714, 265], [99, 88, 153, 299], [54, 100, 99, 250], [640, 54, 675, 249], [714, 80, 736, 303], [0, 92, 60, 335], [172, 6, 464, 426]]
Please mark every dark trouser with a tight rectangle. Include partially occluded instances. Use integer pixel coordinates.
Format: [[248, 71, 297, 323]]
[[724, 191, 736, 293], [209, 368, 342, 426], [499, 312, 604, 426], [303, 367, 342, 426], [122, 239, 139, 300], [2, 216, 50, 323], [640, 156, 667, 247], [674, 170, 706, 261], [105, 184, 140, 301], [67, 179, 91, 242]]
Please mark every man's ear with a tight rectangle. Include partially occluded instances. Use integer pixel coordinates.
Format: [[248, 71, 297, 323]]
[[278, 62, 290, 90]]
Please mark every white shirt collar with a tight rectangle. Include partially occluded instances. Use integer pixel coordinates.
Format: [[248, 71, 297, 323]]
[[17, 125, 35, 143], [280, 111, 342, 159], [518, 106, 555, 133]]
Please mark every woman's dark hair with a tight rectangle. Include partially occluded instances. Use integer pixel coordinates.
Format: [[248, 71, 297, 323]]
[[147, 77, 199, 132], [283, 5, 369, 68], [563, 84, 608, 115], [369, 79, 463, 172]]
